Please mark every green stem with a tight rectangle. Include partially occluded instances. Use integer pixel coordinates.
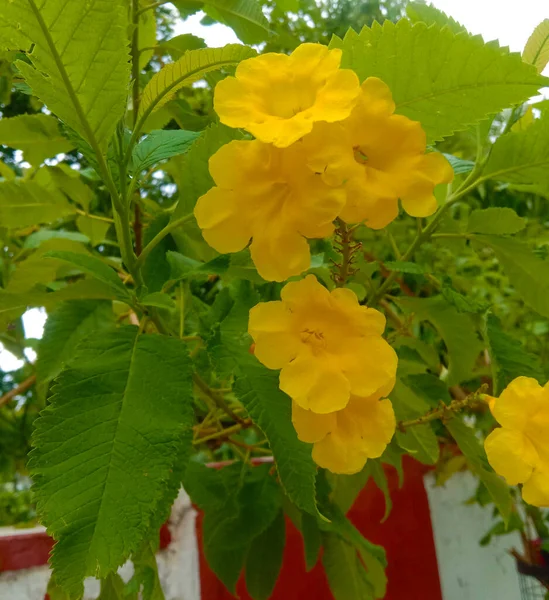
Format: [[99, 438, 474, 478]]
[[193, 373, 244, 425], [136, 0, 170, 16], [136, 213, 194, 268]]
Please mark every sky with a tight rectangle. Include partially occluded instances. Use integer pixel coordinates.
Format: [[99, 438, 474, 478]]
[[1, 0, 547, 371]]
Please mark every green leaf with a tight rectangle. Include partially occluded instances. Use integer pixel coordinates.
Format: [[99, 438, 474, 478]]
[[440, 285, 489, 315], [0, 179, 75, 228], [130, 542, 165, 600], [523, 19, 549, 73], [445, 417, 513, 524], [383, 261, 425, 275], [2, 0, 130, 149], [474, 235, 549, 319], [482, 112, 549, 185], [398, 296, 483, 385], [75, 216, 110, 247], [484, 313, 546, 395], [203, 0, 270, 44], [140, 292, 176, 310], [158, 34, 206, 60], [0, 114, 73, 165], [391, 380, 440, 465], [44, 251, 132, 303], [327, 467, 370, 514], [467, 207, 526, 235], [331, 20, 548, 142], [322, 534, 375, 600], [131, 130, 201, 174], [301, 511, 322, 572], [443, 153, 475, 175], [245, 509, 286, 600], [214, 283, 321, 518], [406, 2, 467, 34], [36, 300, 115, 387], [369, 461, 391, 522], [139, 45, 256, 118], [97, 573, 127, 600], [142, 214, 176, 293], [23, 230, 90, 250], [30, 327, 194, 597]]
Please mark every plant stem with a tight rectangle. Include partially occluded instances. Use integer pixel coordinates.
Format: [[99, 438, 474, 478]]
[[75, 209, 115, 224], [399, 385, 488, 431], [333, 219, 359, 287], [0, 375, 36, 409], [136, 213, 194, 268], [136, 0, 170, 16], [193, 421, 253, 445], [193, 373, 244, 425]]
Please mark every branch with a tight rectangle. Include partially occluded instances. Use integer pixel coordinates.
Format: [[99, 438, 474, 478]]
[[136, 213, 194, 267], [193, 373, 245, 425], [332, 219, 361, 287], [193, 420, 253, 446], [0, 375, 36, 409]]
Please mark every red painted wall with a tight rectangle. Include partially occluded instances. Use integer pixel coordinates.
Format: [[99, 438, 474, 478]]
[[198, 456, 443, 600]]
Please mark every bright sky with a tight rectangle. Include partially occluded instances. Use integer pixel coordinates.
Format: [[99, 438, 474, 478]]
[[1, 1, 547, 372]]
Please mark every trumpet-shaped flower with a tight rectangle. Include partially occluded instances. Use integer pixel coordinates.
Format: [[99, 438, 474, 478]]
[[292, 392, 396, 474], [327, 77, 454, 229], [214, 43, 360, 148], [194, 137, 346, 282], [484, 376, 549, 507], [248, 275, 397, 413]]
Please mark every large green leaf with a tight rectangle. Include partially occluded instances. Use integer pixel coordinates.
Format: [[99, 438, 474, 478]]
[[467, 207, 526, 235], [523, 19, 549, 73], [213, 282, 320, 518], [301, 511, 322, 571], [445, 417, 513, 524], [0, 179, 75, 229], [139, 45, 256, 118], [245, 509, 286, 600], [30, 327, 194, 597], [1, 0, 130, 149], [131, 129, 201, 174], [35, 300, 115, 387], [0, 114, 73, 165], [483, 313, 546, 395], [330, 19, 547, 142], [398, 296, 483, 385], [203, 0, 270, 44], [482, 113, 549, 185], [475, 235, 549, 319]]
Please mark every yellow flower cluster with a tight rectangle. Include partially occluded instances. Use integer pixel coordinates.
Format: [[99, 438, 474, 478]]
[[485, 377, 549, 507], [249, 275, 397, 474], [195, 43, 453, 281]]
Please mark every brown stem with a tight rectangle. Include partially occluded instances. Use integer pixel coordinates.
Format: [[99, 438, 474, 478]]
[[0, 375, 36, 409], [193, 373, 244, 425], [333, 219, 361, 287]]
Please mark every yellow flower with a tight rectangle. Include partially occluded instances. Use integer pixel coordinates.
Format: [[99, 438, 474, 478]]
[[484, 377, 549, 507], [292, 393, 396, 474], [248, 275, 397, 413], [325, 77, 454, 229], [214, 43, 361, 148], [194, 136, 346, 282]]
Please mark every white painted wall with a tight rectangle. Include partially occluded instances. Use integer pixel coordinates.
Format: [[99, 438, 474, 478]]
[[425, 472, 522, 600]]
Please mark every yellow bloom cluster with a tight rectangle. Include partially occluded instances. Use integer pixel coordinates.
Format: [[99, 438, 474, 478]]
[[195, 43, 453, 281], [485, 377, 549, 507], [249, 275, 398, 474]]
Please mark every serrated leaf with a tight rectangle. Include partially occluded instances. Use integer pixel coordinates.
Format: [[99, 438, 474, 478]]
[[97, 573, 127, 600], [245, 509, 286, 600], [140, 292, 176, 310], [523, 19, 549, 73], [203, 0, 270, 44], [0, 179, 75, 228], [322, 534, 375, 600], [131, 129, 201, 174], [2, 0, 130, 149], [331, 20, 547, 142], [440, 285, 489, 314], [443, 153, 475, 175], [383, 261, 425, 275], [445, 417, 513, 524], [301, 511, 322, 571], [406, 2, 467, 34], [482, 112, 549, 185], [484, 313, 546, 394], [398, 296, 483, 385], [129, 542, 164, 600], [139, 45, 256, 118], [44, 251, 132, 303], [467, 207, 526, 235], [36, 300, 115, 387], [76, 215, 110, 247], [474, 235, 549, 319], [158, 34, 206, 60], [0, 114, 73, 165], [30, 327, 194, 597]]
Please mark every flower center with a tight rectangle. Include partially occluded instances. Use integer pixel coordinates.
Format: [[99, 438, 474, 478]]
[[353, 146, 368, 165], [300, 328, 327, 353]]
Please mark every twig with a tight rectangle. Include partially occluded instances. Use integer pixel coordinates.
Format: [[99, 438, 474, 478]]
[[332, 219, 361, 287], [193, 373, 244, 425], [0, 375, 36, 409], [192, 420, 253, 445]]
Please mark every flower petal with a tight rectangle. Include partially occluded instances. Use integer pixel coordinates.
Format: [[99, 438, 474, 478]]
[[280, 274, 331, 307], [312, 432, 369, 475], [484, 428, 538, 485], [522, 469, 549, 507], [292, 401, 336, 443], [493, 376, 546, 430], [307, 69, 361, 124], [250, 231, 311, 282]]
